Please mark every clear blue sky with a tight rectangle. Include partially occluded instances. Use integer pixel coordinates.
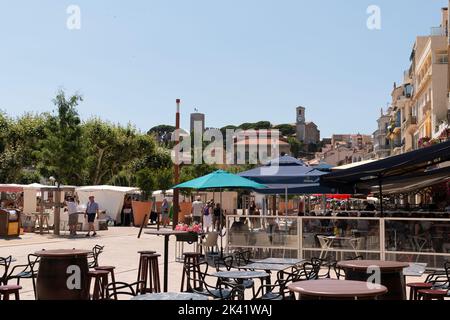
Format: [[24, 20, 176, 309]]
[[0, 0, 447, 137]]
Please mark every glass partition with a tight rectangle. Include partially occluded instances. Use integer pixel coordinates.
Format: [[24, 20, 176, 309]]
[[385, 218, 450, 268], [302, 216, 381, 261], [227, 215, 300, 259], [225, 214, 450, 266]]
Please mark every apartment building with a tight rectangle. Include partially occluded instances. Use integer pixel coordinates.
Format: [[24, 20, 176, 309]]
[[373, 108, 391, 158], [383, 6, 449, 154]]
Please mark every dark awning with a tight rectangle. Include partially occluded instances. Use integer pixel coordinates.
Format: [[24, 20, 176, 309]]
[[362, 165, 450, 194], [253, 183, 334, 195], [321, 140, 450, 190]]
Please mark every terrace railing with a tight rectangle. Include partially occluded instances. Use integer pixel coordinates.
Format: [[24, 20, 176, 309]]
[[226, 213, 450, 268]]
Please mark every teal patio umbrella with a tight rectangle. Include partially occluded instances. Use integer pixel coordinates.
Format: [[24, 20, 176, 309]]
[[174, 170, 267, 190], [173, 170, 267, 256]]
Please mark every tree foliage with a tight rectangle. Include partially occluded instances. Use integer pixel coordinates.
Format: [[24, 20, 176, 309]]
[[273, 124, 296, 136], [35, 91, 85, 185]]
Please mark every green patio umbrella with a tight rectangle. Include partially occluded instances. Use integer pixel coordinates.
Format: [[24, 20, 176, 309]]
[[173, 170, 267, 257]]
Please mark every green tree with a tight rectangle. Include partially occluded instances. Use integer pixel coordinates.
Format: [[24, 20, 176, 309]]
[[288, 137, 303, 158], [274, 124, 296, 136], [0, 112, 49, 183], [135, 168, 157, 200], [82, 119, 155, 185], [155, 167, 173, 192], [35, 91, 85, 185]]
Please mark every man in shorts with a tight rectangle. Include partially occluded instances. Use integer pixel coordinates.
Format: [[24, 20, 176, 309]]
[[85, 196, 99, 237]]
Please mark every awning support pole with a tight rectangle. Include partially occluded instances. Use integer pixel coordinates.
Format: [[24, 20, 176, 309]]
[[379, 176, 384, 218]]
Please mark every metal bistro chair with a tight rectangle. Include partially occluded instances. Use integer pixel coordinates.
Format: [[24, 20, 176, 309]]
[[331, 255, 364, 280], [87, 245, 105, 269], [252, 269, 298, 301], [199, 232, 219, 256], [214, 254, 256, 297], [105, 281, 146, 300], [0, 256, 13, 285], [184, 261, 245, 300], [233, 250, 253, 267], [6, 254, 40, 299], [411, 261, 450, 300]]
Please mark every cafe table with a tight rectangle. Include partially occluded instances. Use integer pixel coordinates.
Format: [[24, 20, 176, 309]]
[[254, 258, 305, 265], [144, 229, 190, 292], [403, 263, 427, 277], [337, 260, 409, 300], [34, 249, 91, 300], [131, 292, 209, 300], [211, 270, 270, 287], [288, 279, 388, 300]]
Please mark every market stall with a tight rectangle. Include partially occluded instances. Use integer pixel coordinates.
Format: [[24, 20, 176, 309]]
[[76, 185, 140, 224]]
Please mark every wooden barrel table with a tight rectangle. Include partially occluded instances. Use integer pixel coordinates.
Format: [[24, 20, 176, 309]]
[[337, 260, 409, 300], [35, 249, 91, 300]]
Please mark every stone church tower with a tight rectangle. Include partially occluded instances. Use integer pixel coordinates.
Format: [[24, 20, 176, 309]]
[[296, 106, 306, 142]]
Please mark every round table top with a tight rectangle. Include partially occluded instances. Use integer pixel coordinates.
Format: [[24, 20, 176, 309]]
[[337, 260, 410, 272], [34, 249, 91, 257], [288, 279, 388, 298], [144, 229, 190, 236], [131, 292, 209, 301], [212, 270, 269, 279]]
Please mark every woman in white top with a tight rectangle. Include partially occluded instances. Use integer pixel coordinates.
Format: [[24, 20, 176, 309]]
[[65, 196, 79, 236]]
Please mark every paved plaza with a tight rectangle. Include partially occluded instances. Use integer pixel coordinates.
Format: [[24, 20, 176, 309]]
[[1, 227, 429, 300]]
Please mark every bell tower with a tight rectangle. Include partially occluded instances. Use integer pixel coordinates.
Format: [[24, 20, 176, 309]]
[[296, 106, 306, 142]]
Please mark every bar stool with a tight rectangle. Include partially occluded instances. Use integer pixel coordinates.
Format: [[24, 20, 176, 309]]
[[94, 266, 117, 300], [407, 282, 433, 300], [136, 250, 157, 291], [88, 270, 109, 300], [180, 252, 204, 292], [137, 253, 161, 293], [418, 289, 448, 300], [0, 285, 22, 300]]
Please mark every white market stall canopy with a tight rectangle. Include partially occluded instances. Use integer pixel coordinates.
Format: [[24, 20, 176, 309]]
[[76, 185, 141, 223]]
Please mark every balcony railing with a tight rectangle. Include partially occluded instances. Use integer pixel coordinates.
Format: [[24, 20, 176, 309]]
[[405, 116, 417, 127], [430, 26, 447, 36]]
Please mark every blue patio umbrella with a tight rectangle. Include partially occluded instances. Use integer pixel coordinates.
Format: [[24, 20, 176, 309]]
[[238, 155, 332, 215]]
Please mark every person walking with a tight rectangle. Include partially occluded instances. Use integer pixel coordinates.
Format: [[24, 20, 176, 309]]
[[203, 200, 213, 232], [85, 196, 99, 237], [161, 198, 170, 228], [192, 196, 203, 224], [213, 203, 224, 231], [65, 196, 79, 237]]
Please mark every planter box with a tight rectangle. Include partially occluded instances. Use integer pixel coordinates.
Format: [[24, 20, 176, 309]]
[[132, 201, 152, 227], [175, 232, 199, 243]]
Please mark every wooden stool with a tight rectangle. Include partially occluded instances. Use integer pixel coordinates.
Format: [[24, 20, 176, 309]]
[[407, 283, 433, 300], [0, 285, 22, 300], [88, 270, 109, 300], [418, 289, 448, 300], [94, 266, 117, 300], [180, 252, 204, 292], [137, 254, 161, 293], [136, 250, 157, 291]]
